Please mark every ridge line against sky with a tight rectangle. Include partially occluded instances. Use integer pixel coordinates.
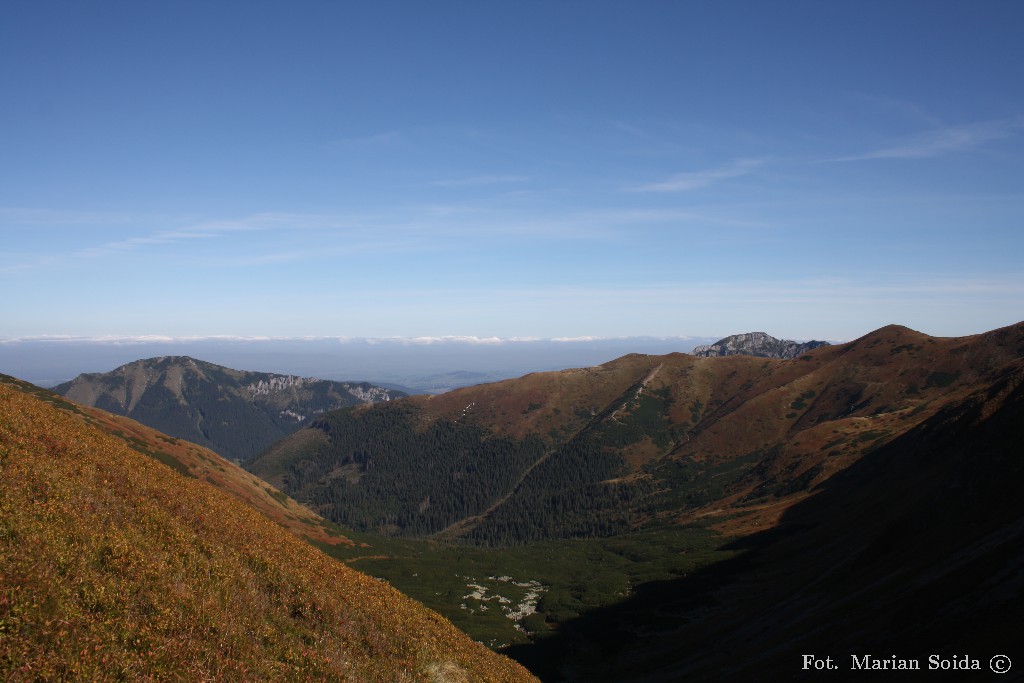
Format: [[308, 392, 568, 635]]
[[2, 2, 1022, 342]]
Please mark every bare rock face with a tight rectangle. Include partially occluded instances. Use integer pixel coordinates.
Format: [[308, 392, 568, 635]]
[[691, 332, 829, 359]]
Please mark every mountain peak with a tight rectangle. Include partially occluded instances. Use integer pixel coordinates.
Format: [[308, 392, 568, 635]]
[[120, 355, 201, 367], [691, 332, 829, 359], [53, 357, 404, 462]]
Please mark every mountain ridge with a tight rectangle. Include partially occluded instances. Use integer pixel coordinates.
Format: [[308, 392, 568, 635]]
[[54, 356, 404, 462], [250, 322, 1024, 545]]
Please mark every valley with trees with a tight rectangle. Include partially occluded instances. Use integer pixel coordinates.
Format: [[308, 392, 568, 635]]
[[6, 323, 1022, 680], [4, 3, 1022, 680]]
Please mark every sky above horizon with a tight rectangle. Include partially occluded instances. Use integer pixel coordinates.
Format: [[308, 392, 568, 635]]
[[2, 1, 1023, 342]]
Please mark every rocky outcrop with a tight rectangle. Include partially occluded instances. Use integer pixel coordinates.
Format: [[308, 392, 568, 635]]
[[691, 332, 829, 359]]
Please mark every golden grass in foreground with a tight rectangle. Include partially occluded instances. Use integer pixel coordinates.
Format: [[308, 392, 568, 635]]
[[0, 373, 353, 549], [0, 384, 536, 682]]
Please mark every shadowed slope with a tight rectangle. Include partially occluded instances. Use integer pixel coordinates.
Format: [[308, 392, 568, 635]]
[[503, 357, 1024, 681], [0, 383, 537, 682]]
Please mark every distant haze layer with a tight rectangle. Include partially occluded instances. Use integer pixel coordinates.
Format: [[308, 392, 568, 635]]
[[0, 336, 722, 393]]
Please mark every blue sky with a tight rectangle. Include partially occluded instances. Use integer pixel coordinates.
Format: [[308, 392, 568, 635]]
[[2, 1, 1022, 342]]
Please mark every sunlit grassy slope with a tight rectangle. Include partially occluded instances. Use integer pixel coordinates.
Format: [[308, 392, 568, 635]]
[[0, 382, 537, 682], [0, 373, 351, 549]]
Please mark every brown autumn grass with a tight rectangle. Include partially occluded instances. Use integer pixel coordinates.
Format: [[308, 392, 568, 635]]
[[0, 373, 353, 549], [0, 383, 537, 682]]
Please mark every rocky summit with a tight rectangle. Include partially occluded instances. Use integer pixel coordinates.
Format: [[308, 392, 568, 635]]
[[691, 331, 829, 359]]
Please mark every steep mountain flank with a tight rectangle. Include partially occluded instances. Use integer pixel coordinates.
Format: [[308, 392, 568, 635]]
[[250, 322, 1024, 546], [54, 356, 403, 462], [691, 331, 829, 358], [0, 374, 351, 548], [510, 351, 1024, 681], [0, 381, 537, 682]]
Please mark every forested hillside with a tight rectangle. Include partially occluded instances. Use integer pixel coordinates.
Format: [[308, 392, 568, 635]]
[[250, 322, 1024, 546]]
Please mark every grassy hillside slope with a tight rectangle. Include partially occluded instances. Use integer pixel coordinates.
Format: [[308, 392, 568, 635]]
[[1, 373, 350, 548], [0, 382, 536, 682]]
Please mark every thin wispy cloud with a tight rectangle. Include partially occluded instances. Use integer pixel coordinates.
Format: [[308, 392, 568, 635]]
[[610, 120, 653, 139], [0, 207, 148, 227], [74, 231, 204, 258], [73, 224, 262, 260], [632, 158, 764, 192], [834, 117, 1024, 162], [0, 219, 286, 273], [843, 92, 945, 128], [429, 175, 527, 187], [3, 212, 374, 269], [328, 130, 402, 148], [574, 208, 767, 229]]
